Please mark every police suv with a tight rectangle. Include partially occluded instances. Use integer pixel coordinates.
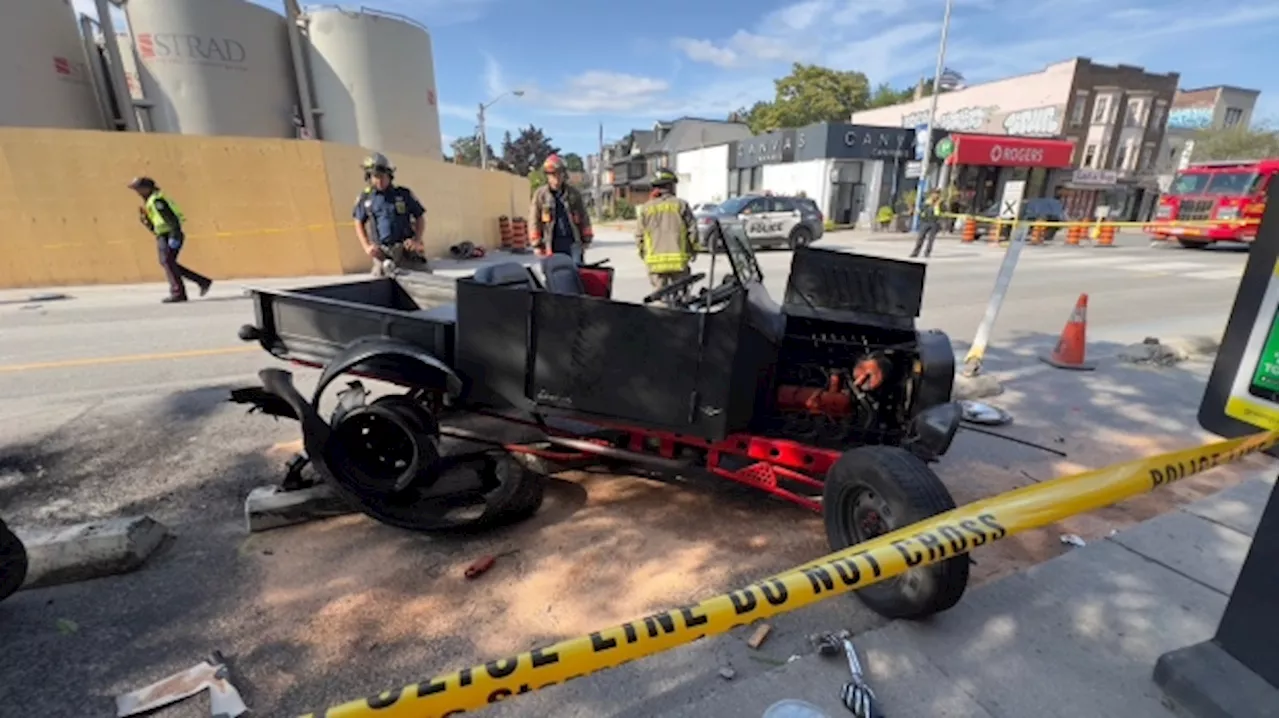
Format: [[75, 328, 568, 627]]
[[695, 193, 825, 250]]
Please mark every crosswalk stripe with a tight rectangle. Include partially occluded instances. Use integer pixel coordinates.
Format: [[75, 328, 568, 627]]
[[1182, 269, 1244, 281]]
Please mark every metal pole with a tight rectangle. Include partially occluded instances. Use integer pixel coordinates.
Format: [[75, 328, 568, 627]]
[[596, 122, 604, 215], [911, 0, 954, 232], [478, 103, 488, 170]]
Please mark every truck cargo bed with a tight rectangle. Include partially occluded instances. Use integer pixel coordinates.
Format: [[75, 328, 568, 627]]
[[246, 274, 458, 369]]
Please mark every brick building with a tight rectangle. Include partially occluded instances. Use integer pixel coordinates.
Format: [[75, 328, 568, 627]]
[[848, 57, 1180, 221], [1156, 85, 1262, 191]]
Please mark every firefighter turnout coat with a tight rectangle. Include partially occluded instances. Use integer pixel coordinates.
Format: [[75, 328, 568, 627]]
[[635, 190, 698, 274], [528, 184, 594, 252]]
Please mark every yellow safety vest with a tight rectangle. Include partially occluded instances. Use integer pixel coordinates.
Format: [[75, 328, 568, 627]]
[[145, 191, 185, 235], [639, 198, 691, 274]]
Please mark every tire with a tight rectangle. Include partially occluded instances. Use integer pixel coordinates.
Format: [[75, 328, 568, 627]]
[[788, 226, 813, 250], [1177, 239, 1210, 249], [0, 518, 29, 602], [823, 445, 969, 620], [479, 452, 546, 526]]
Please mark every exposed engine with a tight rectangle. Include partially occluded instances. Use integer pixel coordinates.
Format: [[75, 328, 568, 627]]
[[769, 316, 924, 448]]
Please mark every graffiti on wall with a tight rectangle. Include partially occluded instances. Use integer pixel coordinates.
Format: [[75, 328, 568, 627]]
[[901, 106, 993, 132], [1168, 106, 1214, 130], [1002, 106, 1060, 137]]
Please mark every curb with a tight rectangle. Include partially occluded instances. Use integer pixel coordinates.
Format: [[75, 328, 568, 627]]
[[15, 515, 171, 590], [245, 484, 356, 533]]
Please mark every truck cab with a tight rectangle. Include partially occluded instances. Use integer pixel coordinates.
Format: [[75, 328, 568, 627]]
[[1146, 158, 1277, 248]]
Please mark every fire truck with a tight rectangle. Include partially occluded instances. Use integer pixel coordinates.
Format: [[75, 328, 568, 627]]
[[1146, 157, 1277, 248]]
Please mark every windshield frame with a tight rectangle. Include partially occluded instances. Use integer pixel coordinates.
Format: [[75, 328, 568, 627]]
[[711, 218, 764, 285], [1169, 170, 1260, 197], [716, 196, 756, 215]]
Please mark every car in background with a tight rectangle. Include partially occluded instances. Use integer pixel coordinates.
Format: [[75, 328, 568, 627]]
[[696, 194, 825, 250], [691, 202, 721, 214], [971, 197, 1066, 242]]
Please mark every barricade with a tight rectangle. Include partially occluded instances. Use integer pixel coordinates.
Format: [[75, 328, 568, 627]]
[[961, 217, 977, 243], [497, 217, 513, 250], [1029, 223, 1046, 245], [509, 218, 530, 253], [1097, 224, 1117, 247], [1065, 224, 1085, 246], [303, 430, 1277, 718]]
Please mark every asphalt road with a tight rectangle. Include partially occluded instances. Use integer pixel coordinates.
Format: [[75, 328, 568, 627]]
[[0, 229, 1257, 717]]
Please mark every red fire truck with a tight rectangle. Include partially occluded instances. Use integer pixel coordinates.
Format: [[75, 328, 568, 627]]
[[1146, 157, 1277, 248]]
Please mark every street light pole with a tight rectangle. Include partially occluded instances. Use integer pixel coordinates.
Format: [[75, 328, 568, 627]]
[[477, 90, 525, 171], [912, 0, 954, 232]]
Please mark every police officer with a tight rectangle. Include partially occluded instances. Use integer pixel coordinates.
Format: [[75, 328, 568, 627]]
[[352, 152, 429, 276], [910, 189, 943, 259], [635, 168, 698, 306], [528, 154, 593, 263], [128, 176, 212, 303]]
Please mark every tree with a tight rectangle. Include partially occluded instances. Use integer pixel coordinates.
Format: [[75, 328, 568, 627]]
[[868, 82, 913, 109], [1190, 122, 1279, 162], [501, 125, 560, 177], [450, 134, 494, 168], [562, 152, 585, 172], [733, 64, 871, 133]]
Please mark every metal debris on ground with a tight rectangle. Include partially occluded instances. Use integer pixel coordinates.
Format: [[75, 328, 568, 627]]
[[1117, 337, 1189, 367], [837, 635, 883, 718], [747, 623, 772, 649], [959, 400, 1013, 426], [1060, 533, 1087, 548], [116, 652, 247, 718]]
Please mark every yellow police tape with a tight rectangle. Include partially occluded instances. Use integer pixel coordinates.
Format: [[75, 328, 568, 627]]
[[939, 212, 1261, 230], [303, 430, 1277, 718]]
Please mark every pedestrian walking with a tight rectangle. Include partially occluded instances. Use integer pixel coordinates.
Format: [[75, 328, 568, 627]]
[[635, 168, 698, 306], [353, 152, 430, 276], [910, 189, 943, 259], [128, 176, 211, 303], [528, 154, 594, 263]]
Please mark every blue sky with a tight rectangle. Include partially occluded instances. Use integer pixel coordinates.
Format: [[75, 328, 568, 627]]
[[81, 0, 1279, 157]]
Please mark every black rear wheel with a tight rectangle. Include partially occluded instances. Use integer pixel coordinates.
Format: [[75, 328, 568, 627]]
[[788, 226, 813, 250], [823, 445, 969, 619], [0, 519, 29, 602]]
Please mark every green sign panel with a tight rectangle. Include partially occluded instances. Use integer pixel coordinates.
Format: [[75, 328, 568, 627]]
[[935, 137, 954, 160]]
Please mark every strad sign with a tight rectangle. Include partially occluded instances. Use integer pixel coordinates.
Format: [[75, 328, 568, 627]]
[[989, 143, 1044, 165], [137, 32, 248, 69]]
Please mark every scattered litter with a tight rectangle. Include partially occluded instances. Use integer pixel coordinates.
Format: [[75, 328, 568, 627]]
[[449, 241, 486, 260], [463, 550, 519, 580], [959, 400, 1013, 426], [55, 618, 78, 635], [718, 666, 736, 680], [1060, 534, 1087, 548], [116, 651, 247, 717], [1108, 529, 1118, 537], [786, 654, 802, 663], [746, 623, 772, 649], [1117, 337, 1189, 367]]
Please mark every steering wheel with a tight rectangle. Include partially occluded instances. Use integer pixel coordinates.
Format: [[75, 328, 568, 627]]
[[641, 272, 706, 304], [680, 274, 740, 310]]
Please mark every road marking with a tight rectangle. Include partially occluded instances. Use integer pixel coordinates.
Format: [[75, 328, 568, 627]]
[[1125, 261, 1212, 273], [1182, 269, 1245, 281], [0, 346, 254, 373]]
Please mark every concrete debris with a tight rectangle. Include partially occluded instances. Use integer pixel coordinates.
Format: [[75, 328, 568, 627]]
[[1060, 534, 1087, 548], [952, 373, 1004, 400], [746, 623, 772, 649], [16, 515, 170, 590], [1118, 337, 1189, 366]]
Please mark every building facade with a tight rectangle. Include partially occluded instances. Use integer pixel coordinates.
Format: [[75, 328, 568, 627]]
[[1155, 85, 1262, 191], [848, 58, 1180, 221], [599, 118, 751, 206], [675, 123, 922, 226]]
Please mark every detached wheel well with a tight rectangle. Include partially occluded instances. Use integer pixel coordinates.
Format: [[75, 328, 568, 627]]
[[823, 445, 969, 620]]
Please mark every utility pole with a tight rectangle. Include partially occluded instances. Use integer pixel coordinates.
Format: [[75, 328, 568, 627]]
[[912, 0, 954, 232], [477, 90, 524, 171], [596, 122, 604, 214]]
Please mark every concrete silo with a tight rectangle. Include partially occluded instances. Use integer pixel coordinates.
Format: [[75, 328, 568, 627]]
[[0, 0, 104, 130], [121, 0, 298, 138], [303, 6, 442, 158]]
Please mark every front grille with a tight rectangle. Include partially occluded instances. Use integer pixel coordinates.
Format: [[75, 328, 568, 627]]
[[1177, 199, 1215, 221]]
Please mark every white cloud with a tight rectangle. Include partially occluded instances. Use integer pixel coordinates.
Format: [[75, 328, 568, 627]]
[[672, 38, 739, 69]]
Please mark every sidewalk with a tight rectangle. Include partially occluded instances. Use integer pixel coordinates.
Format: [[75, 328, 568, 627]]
[[661, 469, 1277, 718], [484, 469, 1276, 718]]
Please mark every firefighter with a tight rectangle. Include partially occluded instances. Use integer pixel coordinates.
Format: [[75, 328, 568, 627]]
[[910, 189, 943, 259], [128, 176, 212, 303], [353, 152, 430, 276], [528, 154, 593, 263], [635, 168, 698, 306]]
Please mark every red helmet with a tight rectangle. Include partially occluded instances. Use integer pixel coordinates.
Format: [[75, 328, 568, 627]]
[[542, 154, 565, 173]]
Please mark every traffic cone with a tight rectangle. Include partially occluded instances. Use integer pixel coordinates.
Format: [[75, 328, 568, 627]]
[[1041, 293, 1096, 370]]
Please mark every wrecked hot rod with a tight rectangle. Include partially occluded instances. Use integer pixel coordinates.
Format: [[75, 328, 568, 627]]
[[232, 219, 968, 618]]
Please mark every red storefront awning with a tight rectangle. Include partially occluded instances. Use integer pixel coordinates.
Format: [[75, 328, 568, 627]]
[[947, 134, 1075, 168]]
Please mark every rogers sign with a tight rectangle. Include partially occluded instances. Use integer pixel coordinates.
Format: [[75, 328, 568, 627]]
[[989, 144, 1044, 165]]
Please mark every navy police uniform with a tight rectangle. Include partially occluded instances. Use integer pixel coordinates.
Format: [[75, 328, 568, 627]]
[[353, 185, 428, 275]]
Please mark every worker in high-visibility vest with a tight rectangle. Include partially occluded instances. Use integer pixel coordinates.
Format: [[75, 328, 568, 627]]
[[128, 176, 211, 303], [634, 168, 698, 306], [910, 189, 943, 259]]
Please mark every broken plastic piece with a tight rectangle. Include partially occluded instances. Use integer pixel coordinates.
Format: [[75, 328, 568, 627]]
[[116, 652, 247, 717], [1060, 533, 1087, 548]]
